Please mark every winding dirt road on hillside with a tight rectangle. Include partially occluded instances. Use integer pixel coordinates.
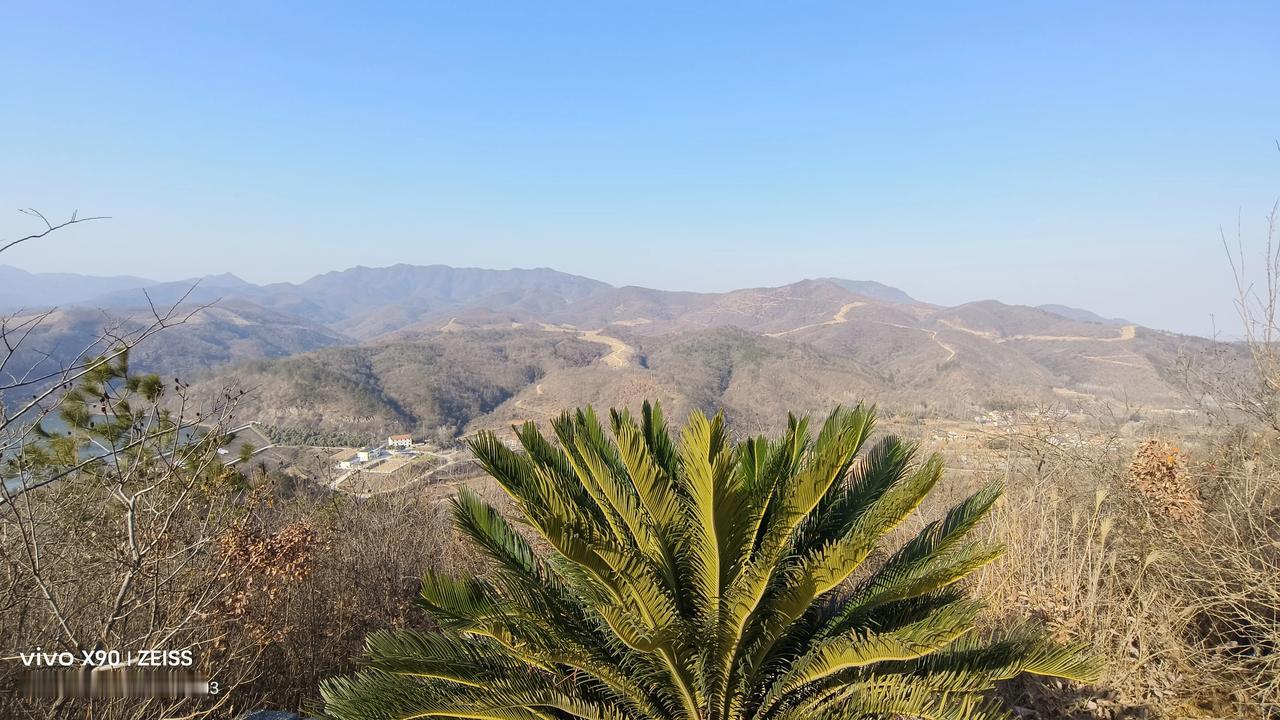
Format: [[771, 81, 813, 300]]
[[765, 302, 865, 337], [940, 319, 1136, 343], [511, 382, 552, 418], [511, 324, 641, 420], [1079, 353, 1147, 369], [873, 321, 957, 362], [538, 323, 639, 368], [751, 300, 960, 363]]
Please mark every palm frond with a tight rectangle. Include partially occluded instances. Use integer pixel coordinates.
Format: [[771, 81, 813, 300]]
[[324, 402, 1099, 720]]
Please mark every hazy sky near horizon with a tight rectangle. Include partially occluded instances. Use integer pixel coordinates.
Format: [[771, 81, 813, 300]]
[[3, 1, 1278, 336]]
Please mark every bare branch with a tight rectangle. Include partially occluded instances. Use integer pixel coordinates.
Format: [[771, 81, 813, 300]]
[[0, 209, 108, 256]]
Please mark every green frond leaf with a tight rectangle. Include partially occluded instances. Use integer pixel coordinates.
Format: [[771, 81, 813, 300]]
[[325, 402, 1100, 720]]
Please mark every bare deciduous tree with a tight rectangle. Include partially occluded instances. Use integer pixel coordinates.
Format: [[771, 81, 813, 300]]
[[1, 210, 212, 457], [1180, 180, 1280, 431], [0, 211, 269, 719]]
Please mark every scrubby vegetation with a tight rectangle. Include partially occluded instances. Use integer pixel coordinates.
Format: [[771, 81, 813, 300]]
[[198, 331, 606, 440], [0, 352, 490, 718], [261, 424, 377, 449]]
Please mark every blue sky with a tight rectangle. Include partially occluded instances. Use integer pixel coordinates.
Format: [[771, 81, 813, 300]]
[[2, 1, 1277, 336]]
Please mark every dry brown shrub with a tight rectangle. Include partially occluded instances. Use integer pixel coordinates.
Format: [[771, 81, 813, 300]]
[[219, 512, 318, 647], [1127, 440, 1203, 527], [212, 482, 490, 715]]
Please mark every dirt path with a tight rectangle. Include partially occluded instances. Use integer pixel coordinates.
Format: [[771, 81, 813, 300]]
[[765, 301, 865, 337], [513, 392, 553, 418], [873, 321, 957, 362], [514, 324, 639, 420], [940, 319, 1136, 343], [581, 330, 636, 367], [1081, 353, 1147, 369], [511, 383, 550, 418], [538, 323, 638, 368]]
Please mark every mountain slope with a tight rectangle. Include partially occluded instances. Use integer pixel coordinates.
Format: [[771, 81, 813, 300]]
[[197, 330, 607, 443], [0, 299, 345, 407]]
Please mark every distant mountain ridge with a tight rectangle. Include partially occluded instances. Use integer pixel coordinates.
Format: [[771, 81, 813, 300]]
[[251, 264, 613, 337], [6, 262, 1200, 433], [820, 278, 919, 305], [7, 263, 1136, 336], [86, 272, 259, 308], [1037, 304, 1130, 326], [0, 264, 156, 310]]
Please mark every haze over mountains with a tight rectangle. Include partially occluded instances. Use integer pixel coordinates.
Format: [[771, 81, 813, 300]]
[[1, 263, 1213, 440], [0, 263, 1133, 336], [0, 265, 156, 310]]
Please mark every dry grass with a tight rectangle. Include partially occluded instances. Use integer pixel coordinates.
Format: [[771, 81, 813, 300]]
[[1170, 435, 1280, 715], [974, 428, 1280, 719]]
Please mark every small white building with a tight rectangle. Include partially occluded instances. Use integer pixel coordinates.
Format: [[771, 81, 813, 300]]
[[356, 449, 375, 463], [332, 448, 361, 470], [388, 434, 413, 450]]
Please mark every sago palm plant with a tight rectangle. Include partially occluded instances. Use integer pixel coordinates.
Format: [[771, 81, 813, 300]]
[[322, 403, 1098, 720]]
